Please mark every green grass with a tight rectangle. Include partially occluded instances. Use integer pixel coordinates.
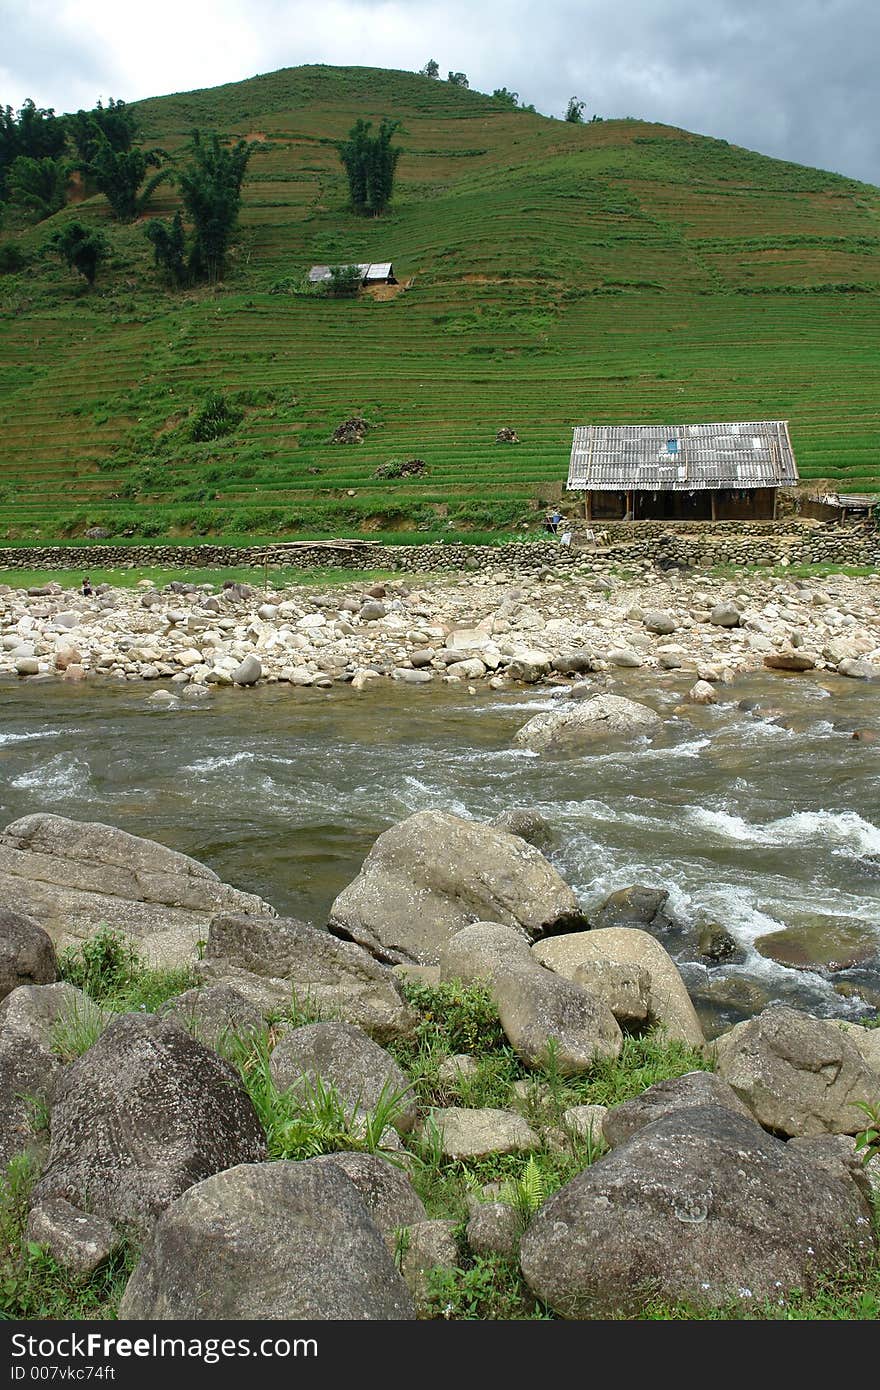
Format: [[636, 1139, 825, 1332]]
[[56, 926, 198, 1014], [0, 1155, 135, 1320], [3, 970, 877, 1321], [0, 565, 404, 590], [0, 62, 878, 544]]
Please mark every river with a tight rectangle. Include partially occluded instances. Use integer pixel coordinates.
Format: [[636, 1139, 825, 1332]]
[[1, 670, 878, 1035]]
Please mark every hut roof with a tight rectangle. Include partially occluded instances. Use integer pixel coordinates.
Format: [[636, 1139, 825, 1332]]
[[308, 262, 394, 285], [568, 421, 798, 492]]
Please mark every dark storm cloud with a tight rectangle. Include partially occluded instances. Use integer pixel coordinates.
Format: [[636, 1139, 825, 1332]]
[[2, 0, 877, 183]]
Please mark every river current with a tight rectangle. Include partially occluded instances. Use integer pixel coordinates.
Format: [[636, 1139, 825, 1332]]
[[1, 670, 878, 1033]]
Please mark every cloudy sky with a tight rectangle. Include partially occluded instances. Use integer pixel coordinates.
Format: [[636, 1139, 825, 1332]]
[[2, 0, 878, 184]]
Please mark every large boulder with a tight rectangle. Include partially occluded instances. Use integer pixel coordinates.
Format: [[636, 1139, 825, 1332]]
[[426, 1107, 539, 1161], [0, 814, 273, 964], [0, 907, 56, 1000], [119, 1160, 415, 1319], [713, 1005, 878, 1136], [199, 914, 415, 1043], [329, 811, 586, 966], [513, 693, 661, 754], [157, 984, 265, 1051], [0, 982, 104, 1167], [589, 885, 676, 935], [309, 1152, 427, 1243], [439, 922, 622, 1071], [520, 1104, 874, 1317], [532, 929, 704, 1047], [33, 1013, 266, 1234], [601, 1070, 756, 1148], [269, 1022, 418, 1134]]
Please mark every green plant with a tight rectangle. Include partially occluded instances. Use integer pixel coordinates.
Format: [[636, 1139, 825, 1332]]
[[176, 129, 251, 282], [854, 1102, 880, 1165], [426, 1254, 551, 1320], [337, 118, 402, 216], [57, 927, 137, 998], [229, 1030, 411, 1161], [7, 155, 70, 219], [50, 1000, 108, 1062], [497, 1155, 549, 1228], [46, 220, 109, 286], [190, 390, 244, 442], [327, 263, 362, 297], [0, 1153, 134, 1320]]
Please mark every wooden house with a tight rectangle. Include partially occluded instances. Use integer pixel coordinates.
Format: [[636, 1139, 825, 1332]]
[[567, 421, 798, 521]]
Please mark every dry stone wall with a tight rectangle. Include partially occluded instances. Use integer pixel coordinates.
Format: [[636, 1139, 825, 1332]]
[[0, 522, 876, 576]]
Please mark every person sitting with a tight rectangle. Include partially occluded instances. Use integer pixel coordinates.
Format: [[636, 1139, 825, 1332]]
[[81, 575, 93, 597]]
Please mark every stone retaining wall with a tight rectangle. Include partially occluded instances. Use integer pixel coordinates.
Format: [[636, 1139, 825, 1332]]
[[0, 523, 877, 576]]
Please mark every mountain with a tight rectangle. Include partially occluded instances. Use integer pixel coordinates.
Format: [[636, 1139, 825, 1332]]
[[1, 63, 878, 544]]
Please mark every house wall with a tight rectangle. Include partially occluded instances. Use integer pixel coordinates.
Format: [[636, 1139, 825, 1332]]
[[586, 489, 777, 521]]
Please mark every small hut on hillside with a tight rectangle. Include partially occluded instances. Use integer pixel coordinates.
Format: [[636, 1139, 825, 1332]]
[[308, 262, 397, 287], [567, 421, 798, 521]]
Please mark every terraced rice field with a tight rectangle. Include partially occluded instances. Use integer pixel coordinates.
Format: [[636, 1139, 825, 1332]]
[[0, 64, 878, 542]]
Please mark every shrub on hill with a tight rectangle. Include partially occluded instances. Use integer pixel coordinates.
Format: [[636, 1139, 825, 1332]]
[[46, 220, 109, 286], [6, 155, 70, 220], [337, 118, 401, 216], [189, 390, 244, 442]]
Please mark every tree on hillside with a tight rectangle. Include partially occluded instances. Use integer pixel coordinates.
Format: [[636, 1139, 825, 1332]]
[[327, 264, 362, 297], [420, 59, 439, 78], [492, 88, 519, 108], [145, 209, 187, 285], [0, 100, 67, 200], [177, 130, 251, 282], [7, 155, 70, 220], [47, 220, 109, 286], [80, 135, 169, 221], [337, 118, 401, 216], [565, 97, 586, 123], [447, 72, 469, 88], [68, 98, 137, 164]]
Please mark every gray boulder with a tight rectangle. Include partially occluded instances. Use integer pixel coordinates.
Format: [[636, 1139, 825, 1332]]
[[491, 807, 555, 853], [571, 959, 650, 1025], [329, 810, 586, 966], [643, 611, 677, 635], [426, 1107, 539, 1160], [0, 907, 56, 1000], [520, 1104, 874, 1317], [709, 604, 741, 627], [495, 966, 623, 1072], [27, 1199, 119, 1276], [158, 984, 264, 1050], [309, 1152, 427, 1244], [0, 814, 272, 963], [119, 1159, 415, 1319], [466, 1202, 521, 1259], [602, 1070, 756, 1148], [231, 654, 262, 685], [269, 1021, 418, 1133], [0, 982, 104, 1167], [513, 693, 661, 754], [713, 1005, 878, 1136], [34, 1013, 266, 1235], [440, 922, 622, 1071], [200, 913, 415, 1043], [532, 929, 704, 1047], [399, 1219, 460, 1315], [589, 884, 676, 935]]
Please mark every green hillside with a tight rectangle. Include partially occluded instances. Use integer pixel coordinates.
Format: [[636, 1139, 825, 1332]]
[[1, 63, 879, 544]]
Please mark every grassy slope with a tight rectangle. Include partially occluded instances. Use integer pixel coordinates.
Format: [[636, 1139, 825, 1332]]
[[0, 63, 878, 544]]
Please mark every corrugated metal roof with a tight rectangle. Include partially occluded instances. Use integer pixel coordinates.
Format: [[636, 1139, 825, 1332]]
[[308, 262, 395, 284], [567, 421, 799, 491]]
